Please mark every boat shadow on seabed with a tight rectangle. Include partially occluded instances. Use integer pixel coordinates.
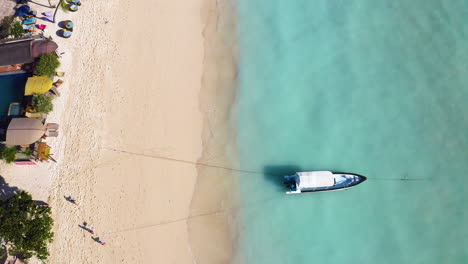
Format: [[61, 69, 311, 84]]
[[262, 165, 303, 192]]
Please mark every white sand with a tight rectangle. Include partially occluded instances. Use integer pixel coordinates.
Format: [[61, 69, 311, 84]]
[[1, 0, 238, 263]]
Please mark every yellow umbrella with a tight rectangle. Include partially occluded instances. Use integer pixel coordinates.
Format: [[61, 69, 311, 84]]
[[24, 76, 53, 95]]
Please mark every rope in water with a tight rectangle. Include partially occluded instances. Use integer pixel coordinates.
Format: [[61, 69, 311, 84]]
[[98, 147, 426, 235], [103, 147, 426, 180]]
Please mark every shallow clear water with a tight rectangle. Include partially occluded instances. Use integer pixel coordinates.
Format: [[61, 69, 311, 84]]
[[0, 73, 27, 116], [235, 1, 468, 263]]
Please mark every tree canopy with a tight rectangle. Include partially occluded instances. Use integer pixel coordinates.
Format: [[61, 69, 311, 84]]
[[0, 146, 17, 164], [34, 94, 54, 114], [35, 53, 61, 77], [0, 191, 54, 261]]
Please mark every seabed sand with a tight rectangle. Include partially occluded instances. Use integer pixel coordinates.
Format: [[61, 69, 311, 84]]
[[42, 0, 239, 264]]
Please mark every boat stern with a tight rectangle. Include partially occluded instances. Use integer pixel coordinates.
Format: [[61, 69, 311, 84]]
[[284, 175, 301, 194]]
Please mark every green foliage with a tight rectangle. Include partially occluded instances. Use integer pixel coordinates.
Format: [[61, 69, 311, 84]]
[[35, 54, 61, 77], [23, 148, 33, 158], [33, 95, 54, 114], [10, 21, 23, 38], [60, 0, 69, 13], [0, 146, 17, 164], [0, 191, 54, 261], [0, 16, 15, 37]]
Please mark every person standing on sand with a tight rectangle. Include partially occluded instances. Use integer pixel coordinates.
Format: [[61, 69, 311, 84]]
[[64, 196, 79, 205], [92, 236, 106, 245]]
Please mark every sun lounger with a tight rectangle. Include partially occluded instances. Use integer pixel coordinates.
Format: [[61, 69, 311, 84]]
[[46, 123, 59, 130], [53, 79, 64, 88], [25, 112, 42, 118], [50, 86, 60, 97], [23, 17, 37, 25], [45, 130, 59, 137]]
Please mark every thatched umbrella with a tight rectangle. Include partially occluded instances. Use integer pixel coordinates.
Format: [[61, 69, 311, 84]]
[[6, 118, 46, 146]]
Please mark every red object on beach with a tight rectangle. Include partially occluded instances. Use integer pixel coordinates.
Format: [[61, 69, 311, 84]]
[[101, 242, 106, 246], [14, 161, 37, 165], [37, 24, 46, 30]]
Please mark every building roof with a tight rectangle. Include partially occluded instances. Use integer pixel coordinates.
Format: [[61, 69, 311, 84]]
[[0, 39, 34, 66], [6, 118, 46, 146], [31, 39, 58, 58]]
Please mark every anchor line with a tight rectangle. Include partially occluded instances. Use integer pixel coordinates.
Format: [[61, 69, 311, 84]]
[[96, 147, 425, 234]]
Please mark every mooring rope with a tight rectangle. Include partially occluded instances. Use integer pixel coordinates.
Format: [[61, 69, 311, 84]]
[[96, 147, 426, 235]]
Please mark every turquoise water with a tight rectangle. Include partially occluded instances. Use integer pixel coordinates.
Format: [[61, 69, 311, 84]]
[[235, 1, 468, 263], [0, 73, 27, 116]]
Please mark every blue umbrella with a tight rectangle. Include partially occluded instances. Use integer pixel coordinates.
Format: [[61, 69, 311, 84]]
[[16, 5, 31, 17]]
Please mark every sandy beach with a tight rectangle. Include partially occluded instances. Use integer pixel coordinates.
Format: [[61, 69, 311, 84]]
[[1, 0, 238, 263]]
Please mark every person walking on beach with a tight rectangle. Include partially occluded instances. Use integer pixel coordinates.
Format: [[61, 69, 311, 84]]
[[64, 195, 78, 205], [78, 223, 95, 234], [92, 236, 106, 246]]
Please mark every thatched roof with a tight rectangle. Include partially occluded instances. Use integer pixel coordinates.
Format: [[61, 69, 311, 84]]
[[6, 118, 46, 146]]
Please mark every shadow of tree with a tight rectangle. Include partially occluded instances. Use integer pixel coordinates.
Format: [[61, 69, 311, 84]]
[[263, 165, 302, 191], [0, 175, 20, 200]]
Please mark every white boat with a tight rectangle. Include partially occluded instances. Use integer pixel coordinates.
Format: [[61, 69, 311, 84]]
[[284, 171, 366, 194]]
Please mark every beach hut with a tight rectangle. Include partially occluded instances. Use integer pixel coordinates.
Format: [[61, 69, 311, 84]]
[[0, 39, 58, 67], [6, 118, 46, 146], [24, 76, 53, 95], [0, 39, 34, 67]]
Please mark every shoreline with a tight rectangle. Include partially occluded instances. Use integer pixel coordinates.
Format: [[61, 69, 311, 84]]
[[188, 0, 240, 263]]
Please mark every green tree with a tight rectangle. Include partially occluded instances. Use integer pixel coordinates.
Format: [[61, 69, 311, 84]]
[[35, 54, 61, 77], [0, 146, 17, 164], [34, 95, 54, 114], [10, 21, 23, 38], [0, 191, 54, 261], [60, 0, 69, 13], [0, 16, 14, 37], [23, 148, 33, 158]]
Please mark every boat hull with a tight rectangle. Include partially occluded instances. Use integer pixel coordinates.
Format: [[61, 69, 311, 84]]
[[284, 171, 367, 194]]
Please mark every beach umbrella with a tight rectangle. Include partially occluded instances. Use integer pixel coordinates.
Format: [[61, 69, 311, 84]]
[[6, 118, 46, 146], [24, 76, 53, 95]]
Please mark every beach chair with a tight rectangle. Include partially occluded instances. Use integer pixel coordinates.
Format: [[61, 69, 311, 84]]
[[45, 130, 59, 137], [25, 112, 42, 118], [53, 79, 64, 88], [46, 123, 59, 130], [23, 17, 37, 25]]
